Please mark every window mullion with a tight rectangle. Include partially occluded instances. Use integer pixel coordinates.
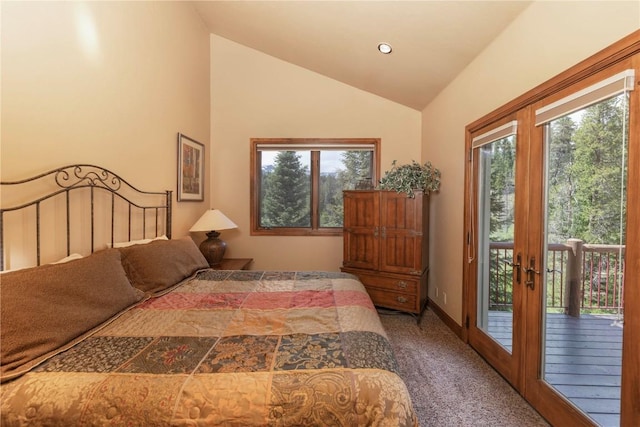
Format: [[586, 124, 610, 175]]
[[311, 151, 320, 230]]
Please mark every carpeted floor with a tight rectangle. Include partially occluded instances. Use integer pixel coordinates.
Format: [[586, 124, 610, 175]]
[[379, 308, 550, 427]]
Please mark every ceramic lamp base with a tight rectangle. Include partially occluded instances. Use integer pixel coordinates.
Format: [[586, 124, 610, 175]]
[[199, 231, 226, 266]]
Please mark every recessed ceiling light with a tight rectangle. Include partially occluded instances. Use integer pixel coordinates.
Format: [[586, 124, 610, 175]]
[[377, 43, 392, 54]]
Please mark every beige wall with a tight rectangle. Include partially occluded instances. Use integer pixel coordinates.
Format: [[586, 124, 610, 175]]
[[422, 1, 640, 324], [6, 0, 635, 293], [1, 1, 210, 266], [210, 35, 421, 271]]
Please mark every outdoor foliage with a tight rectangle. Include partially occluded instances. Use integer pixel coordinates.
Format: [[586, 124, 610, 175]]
[[320, 151, 373, 227], [488, 137, 515, 238], [487, 95, 629, 313], [260, 150, 373, 228], [261, 151, 310, 227], [338, 151, 374, 189], [570, 99, 627, 245]]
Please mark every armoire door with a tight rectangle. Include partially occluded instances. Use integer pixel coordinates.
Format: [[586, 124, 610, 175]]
[[342, 190, 379, 270], [379, 190, 425, 275]]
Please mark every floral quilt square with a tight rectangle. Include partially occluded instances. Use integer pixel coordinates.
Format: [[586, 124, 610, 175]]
[[35, 337, 154, 373], [274, 333, 347, 370], [197, 335, 279, 373], [341, 331, 399, 373], [227, 271, 264, 281], [261, 271, 296, 281], [118, 336, 217, 374]]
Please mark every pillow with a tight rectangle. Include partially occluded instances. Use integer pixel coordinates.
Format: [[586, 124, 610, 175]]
[[110, 235, 168, 248], [0, 249, 145, 382], [118, 237, 209, 295], [52, 253, 84, 263], [0, 253, 84, 274]]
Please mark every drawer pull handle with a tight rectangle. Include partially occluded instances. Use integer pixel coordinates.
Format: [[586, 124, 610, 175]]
[[397, 296, 408, 304], [397, 281, 408, 289]]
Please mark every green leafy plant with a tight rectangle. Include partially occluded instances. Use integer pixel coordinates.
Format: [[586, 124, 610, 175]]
[[378, 160, 441, 197]]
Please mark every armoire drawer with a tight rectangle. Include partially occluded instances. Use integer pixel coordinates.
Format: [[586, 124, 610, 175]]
[[354, 271, 419, 295], [365, 287, 418, 312]]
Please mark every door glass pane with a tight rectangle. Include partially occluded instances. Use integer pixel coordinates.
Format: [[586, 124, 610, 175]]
[[542, 93, 627, 426], [476, 135, 516, 352]]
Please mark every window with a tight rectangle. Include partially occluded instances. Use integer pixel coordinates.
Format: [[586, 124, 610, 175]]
[[250, 138, 380, 236]]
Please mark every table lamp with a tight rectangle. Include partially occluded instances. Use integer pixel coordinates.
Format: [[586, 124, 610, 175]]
[[190, 209, 238, 266]]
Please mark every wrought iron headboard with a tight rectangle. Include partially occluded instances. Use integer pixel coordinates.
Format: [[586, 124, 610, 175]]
[[1, 164, 172, 270]]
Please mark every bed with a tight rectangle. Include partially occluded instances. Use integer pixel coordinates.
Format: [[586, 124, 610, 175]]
[[0, 165, 417, 426]]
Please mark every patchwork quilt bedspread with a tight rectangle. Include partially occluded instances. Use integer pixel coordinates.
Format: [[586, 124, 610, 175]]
[[1, 270, 417, 426]]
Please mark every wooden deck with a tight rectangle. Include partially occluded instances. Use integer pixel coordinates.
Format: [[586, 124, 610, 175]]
[[488, 311, 623, 427]]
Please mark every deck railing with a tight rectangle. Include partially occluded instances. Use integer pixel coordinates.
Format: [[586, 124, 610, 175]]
[[488, 240, 625, 316]]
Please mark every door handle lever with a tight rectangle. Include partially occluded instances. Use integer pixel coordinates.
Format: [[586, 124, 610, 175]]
[[504, 252, 522, 284], [523, 257, 540, 290]]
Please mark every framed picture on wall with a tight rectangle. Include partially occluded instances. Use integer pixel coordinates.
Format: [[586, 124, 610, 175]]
[[177, 133, 204, 201]]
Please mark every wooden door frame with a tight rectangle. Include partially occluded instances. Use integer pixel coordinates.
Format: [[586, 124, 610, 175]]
[[621, 52, 640, 427], [524, 56, 638, 427], [462, 30, 640, 426], [463, 111, 527, 390]]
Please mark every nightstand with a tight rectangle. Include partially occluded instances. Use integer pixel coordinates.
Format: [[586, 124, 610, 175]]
[[213, 258, 253, 270]]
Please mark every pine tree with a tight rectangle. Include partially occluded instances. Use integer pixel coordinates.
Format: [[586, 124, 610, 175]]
[[488, 136, 515, 239], [570, 97, 627, 244], [321, 151, 372, 227], [319, 173, 343, 227], [337, 151, 372, 189], [261, 151, 310, 227], [547, 115, 577, 242]]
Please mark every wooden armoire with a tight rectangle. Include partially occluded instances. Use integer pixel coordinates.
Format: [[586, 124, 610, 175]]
[[341, 190, 429, 317]]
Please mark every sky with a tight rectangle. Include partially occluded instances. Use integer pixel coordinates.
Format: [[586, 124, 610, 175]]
[[261, 150, 347, 174]]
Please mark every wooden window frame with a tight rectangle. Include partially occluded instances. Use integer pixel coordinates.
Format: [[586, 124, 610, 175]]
[[250, 138, 381, 236]]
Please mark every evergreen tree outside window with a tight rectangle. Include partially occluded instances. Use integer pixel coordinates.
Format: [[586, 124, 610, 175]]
[[261, 151, 311, 227], [251, 139, 380, 236]]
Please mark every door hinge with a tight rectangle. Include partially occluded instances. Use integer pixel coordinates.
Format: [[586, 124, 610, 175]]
[[465, 315, 470, 329], [468, 148, 472, 162]]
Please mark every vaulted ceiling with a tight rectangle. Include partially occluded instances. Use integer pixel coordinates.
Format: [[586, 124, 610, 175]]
[[193, 1, 532, 111]]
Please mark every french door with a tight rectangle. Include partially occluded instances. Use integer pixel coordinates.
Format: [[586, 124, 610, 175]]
[[466, 112, 529, 391], [464, 44, 639, 426]]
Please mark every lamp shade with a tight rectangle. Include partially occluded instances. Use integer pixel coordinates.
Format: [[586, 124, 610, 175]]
[[190, 209, 238, 232]]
